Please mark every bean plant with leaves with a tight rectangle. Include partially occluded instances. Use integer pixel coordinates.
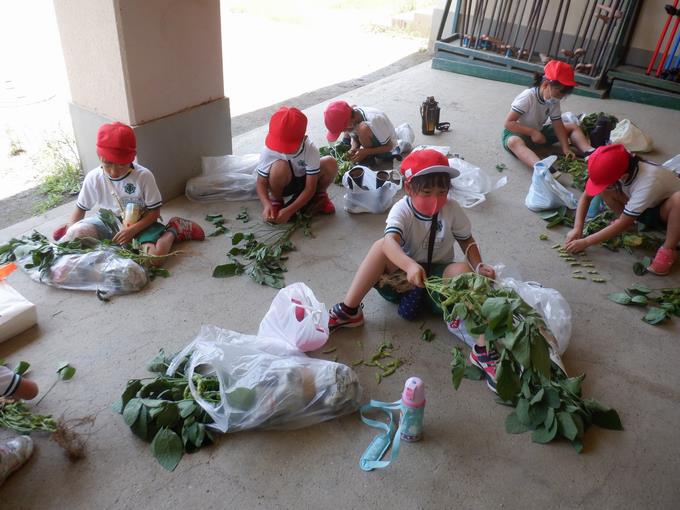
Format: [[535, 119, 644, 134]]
[[426, 273, 622, 451], [579, 112, 618, 137], [608, 283, 680, 325], [320, 142, 352, 184], [115, 350, 220, 471], [553, 157, 588, 191], [583, 208, 662, 253], [212, 212, 314, 289]]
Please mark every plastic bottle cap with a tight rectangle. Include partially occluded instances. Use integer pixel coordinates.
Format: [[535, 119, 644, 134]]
[[402, 376, 425, 408]]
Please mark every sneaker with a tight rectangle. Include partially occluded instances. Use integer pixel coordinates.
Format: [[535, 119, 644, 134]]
[[0, 436, 33, 484], [308, 192, 335, 215], [166, 217, 205, 242], [469, 345, 499, 393], [328, 302, 364, 332], [647, 246, 678, 276], [446, 318, 475, 348]]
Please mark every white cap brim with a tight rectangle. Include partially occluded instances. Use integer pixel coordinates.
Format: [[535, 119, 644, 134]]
[[405, 165, 460, 181]]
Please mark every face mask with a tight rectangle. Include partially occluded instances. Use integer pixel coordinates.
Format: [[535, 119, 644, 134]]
[[411, 194, 447, 216]]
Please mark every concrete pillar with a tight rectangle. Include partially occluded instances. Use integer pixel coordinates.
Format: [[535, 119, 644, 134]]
[[53, 0, 231, 199]]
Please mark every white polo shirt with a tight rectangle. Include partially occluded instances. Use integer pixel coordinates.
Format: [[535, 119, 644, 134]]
[[256, 137, 321, 179], [354, 107, 397, 146], [384, 196, 472, 264], [76, 163, 163, 216], [619, 161, 680, 217], [1, 365, 21, 397], [510, 87, 562, 130]]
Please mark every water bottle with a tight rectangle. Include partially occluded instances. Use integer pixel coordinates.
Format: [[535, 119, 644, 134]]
[[400, 377, 425, 442]]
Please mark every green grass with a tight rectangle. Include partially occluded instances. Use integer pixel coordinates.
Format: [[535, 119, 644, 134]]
[[34, 133, 83, 214]]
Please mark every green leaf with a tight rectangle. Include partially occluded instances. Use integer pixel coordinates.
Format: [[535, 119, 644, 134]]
[[557, 411, 578, 440], [529, 388, 545, 406], [14, 361, 30, 375], [633, 262, 647, 276], [515, 398, 531, 426], [544, 387, 561, 408], [562, 374, 585, 397], [57, 363, 76, 380], [212, 263, 243, 278], [505, 411, 530, 434], [544, 407, 556, 429], [513, 334, 531, 369], [463, 365, 484, 380], [630, 295, 648, 306], [570, 438, 584, 453], [531, 417, 558, 444], [153, 403, 180, 428], [178, 401, 197, 419], [480, 297, 511, 330], [226, 387, 257, 410], [629, 283, 652, 294], [420, 329, 435, 342], [146, 350, 167, 373], [151, 428, 184, 471], [495, 356, 520, 402], [642, 307, 669, 325], [452, 302, 467, 320], [538, 209, 560, 220], [123, 398, 143, 426], [608, 292, 632, 305], [585, 399, 623, 430], [130, 406, 150, 440], [450, 347, 466, 390], [528, 401, 549, 428], [530, 334, 551, 377], [121, 380, 143, 409]]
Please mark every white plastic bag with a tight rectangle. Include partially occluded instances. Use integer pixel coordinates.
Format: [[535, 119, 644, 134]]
[[663, 154, 680, 176], [0, 264, 37, 343], [258, 282, 329, 352], [449, 158, 507, 208], [166, 325, 362, 433], [561, 111, 581, 125], [185, 154, 260, 202], [14, 247, 148, 297], [609, 119, 653, 152], [342, 166, 402, 214], [525, 155, 578, 211], [395, 123, 415, 153]]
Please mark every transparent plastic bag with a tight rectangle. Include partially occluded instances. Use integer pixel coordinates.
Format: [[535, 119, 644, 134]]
[[449, 158, 507, 208], [185, 154, 260, 202], [342, 166, 402, 214], [258, 282, 330, 352], [14, 248, 148, 296], [166, 325, 363, 433], [525, 155, 578, 211], [663, 154, 680, 176], [395, 123, 415, 153]]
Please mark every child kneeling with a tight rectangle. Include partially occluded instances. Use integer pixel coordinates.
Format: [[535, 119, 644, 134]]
[[328, 149, 499, 392]]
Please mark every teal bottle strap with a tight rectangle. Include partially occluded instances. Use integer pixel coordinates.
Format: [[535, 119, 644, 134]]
[[359, 399, 403, 471]]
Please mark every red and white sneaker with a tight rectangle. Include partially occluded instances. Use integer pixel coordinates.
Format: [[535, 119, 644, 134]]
[[308, 192, 335, 215], [647, 246, 677, 276], [328, 303, 364, 332], [166, 217, 205, 242], [469, 345, 499, 394]]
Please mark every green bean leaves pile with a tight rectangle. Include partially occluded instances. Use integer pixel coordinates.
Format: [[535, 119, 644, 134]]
[[425, 273, 622, 451]]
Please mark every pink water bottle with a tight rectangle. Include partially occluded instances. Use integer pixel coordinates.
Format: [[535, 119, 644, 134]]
[[400, 377, 425, 442]]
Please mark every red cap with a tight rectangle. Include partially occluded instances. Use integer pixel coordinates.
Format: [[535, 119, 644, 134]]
[[96, 122, 136, 164], [324, 100, 353, 142], [585, 144, 631, 196], [399, 149, 459, 183], [544, 60, 577, 87], [265, 107, 307, 153]]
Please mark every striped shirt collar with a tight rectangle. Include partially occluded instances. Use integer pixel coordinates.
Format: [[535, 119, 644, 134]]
[[103, 164, 134, 182], [533, 87, 546, 105]]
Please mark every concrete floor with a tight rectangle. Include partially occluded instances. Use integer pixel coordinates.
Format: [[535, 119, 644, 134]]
[[1, 61, 679, 509]]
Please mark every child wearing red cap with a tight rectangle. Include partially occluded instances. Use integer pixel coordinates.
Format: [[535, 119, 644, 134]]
[[256, 107, 338, 223], [502, 60, 593, 170], [328, 149, 500, 392], [54, 122, 204, 264], [323, 100, 397, 164], [565, 144, 680, 275]]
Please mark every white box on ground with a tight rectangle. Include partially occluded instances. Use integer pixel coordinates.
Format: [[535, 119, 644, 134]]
[[0, 281, 37, 343]]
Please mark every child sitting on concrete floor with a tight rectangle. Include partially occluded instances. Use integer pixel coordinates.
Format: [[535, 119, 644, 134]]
[[565, 144, 680, 275], [53, 122, 204, 265], [327, 149, 499, 392], [502, 60, 594, 170], [324, 100, 397, 165], [256, 107, 338, 223], [0, 363, 39, 486]]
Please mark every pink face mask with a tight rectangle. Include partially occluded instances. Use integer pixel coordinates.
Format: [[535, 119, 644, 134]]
[[411, 194, 447, 216]]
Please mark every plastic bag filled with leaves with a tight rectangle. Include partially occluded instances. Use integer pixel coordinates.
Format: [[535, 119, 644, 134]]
[[426, 273, 622, 452]]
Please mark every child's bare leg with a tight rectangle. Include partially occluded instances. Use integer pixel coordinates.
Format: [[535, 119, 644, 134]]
[[564, 122, 594, 153], [268, 160, 293, 200], [506, 136, 540, 169], [317, 156, 337, 192], [343, 238, 397, 308], [142, 232, 175, 267], [660, 191, 680, 249]]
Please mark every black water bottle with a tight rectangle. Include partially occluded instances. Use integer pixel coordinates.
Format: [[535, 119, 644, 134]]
[[589, 116, 612, 148]]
